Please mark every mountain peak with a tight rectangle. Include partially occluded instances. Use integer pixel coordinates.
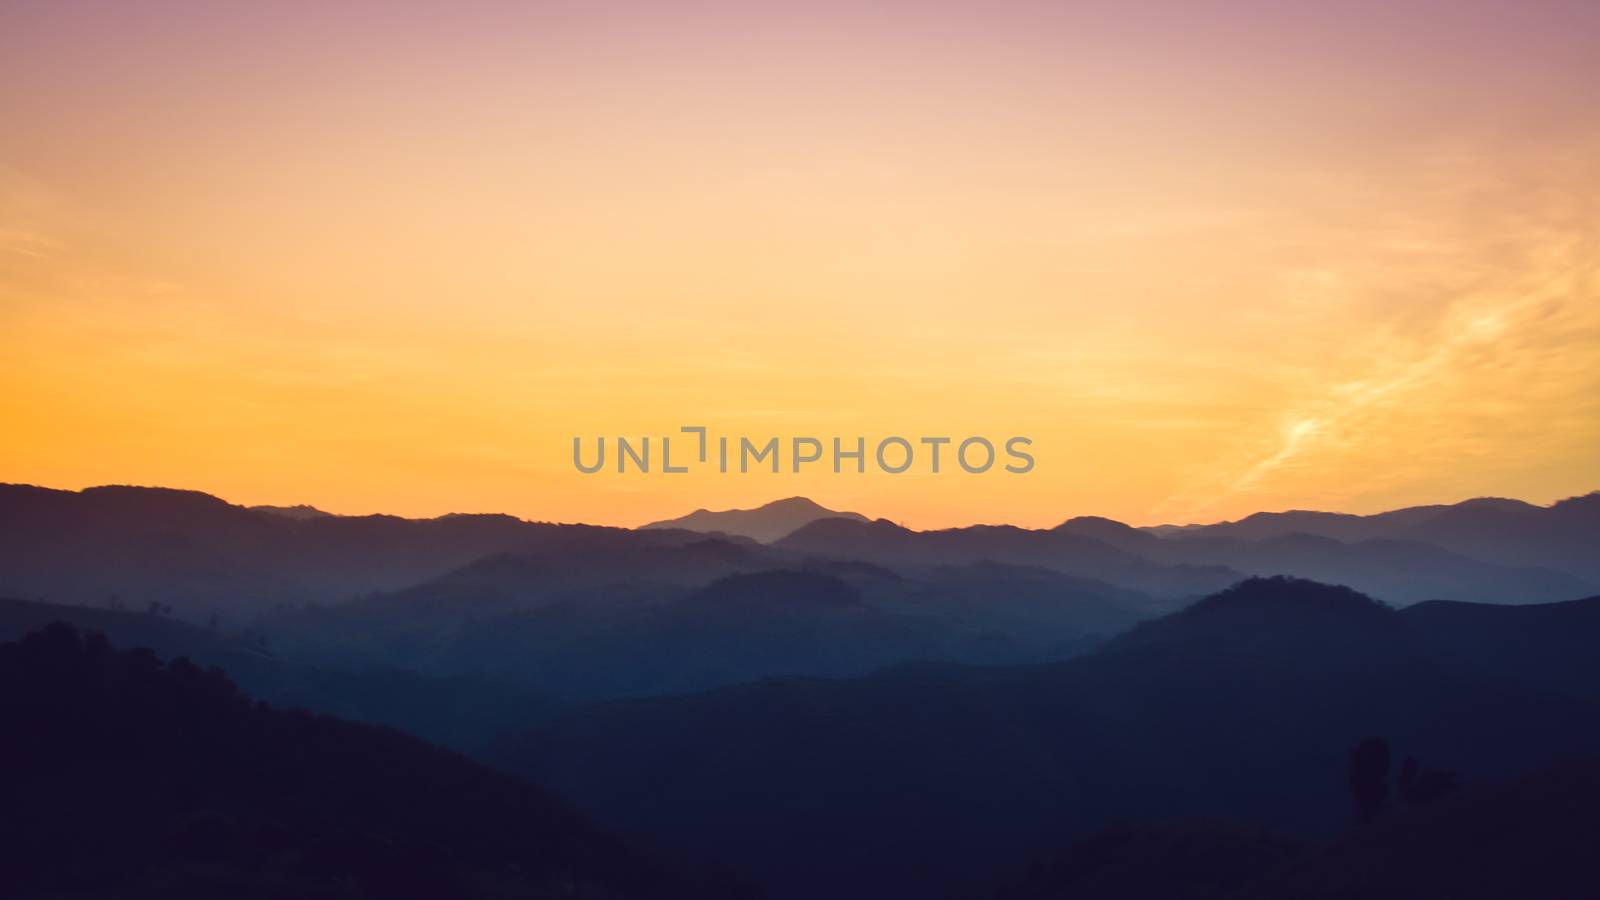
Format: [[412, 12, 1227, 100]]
[[1110, 576, 1404, 659], [1053, 515, 1158, 550], [640, 497, 869, 544], [768, 495, 822, 507], [250, 503, 334, 520]]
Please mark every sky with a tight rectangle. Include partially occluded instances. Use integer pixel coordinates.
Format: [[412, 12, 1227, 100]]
[[2, 0, 1597, 528]]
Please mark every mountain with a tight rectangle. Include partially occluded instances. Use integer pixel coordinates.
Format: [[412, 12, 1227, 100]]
[[641, 497, 870, 543], [1156, 492, 1600, 583], [491, 577, 1600, 899], [853, 560, 1159, 643], [266, 564, 1145, 702], [0, 596, 554, 751], [1132, 531, 1590, 606], [9, 482, 1591, 623], [1063, 506, 1594, 606], [0, 623, 755, 900], [1231, 756, 1600, 900], [0, 483, 736, 620], [775, 517, 1243, 598], [1400, 594, 1600, 698], [249, 503, 334, 520]]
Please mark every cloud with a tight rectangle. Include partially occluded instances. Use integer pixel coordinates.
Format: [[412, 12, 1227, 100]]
[[0, 229, 61, 259], [1155, 138, 1600, 521]]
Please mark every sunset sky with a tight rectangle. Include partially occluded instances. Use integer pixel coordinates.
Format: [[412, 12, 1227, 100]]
[[2, 0, 1597, 529]]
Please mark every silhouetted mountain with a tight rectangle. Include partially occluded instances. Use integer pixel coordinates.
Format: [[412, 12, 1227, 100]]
[[1139, 532, 1591, 606], [1229, 756, 1600, 900], [10, 482, 1590, 625], [641, 497, 869, 543], [1052, 515, 1166, 552], [0, 596, 553, 751], [0, 624, 756, 900], [249, 503, 334, 520], [373, 535, 779, 615], [492, 577, 1600, 899], [775, 517, 1243, 598], [0, 483, 743, 620], [852, 560, 1158, 648], [1401, 594, 1600, 698], [994, 755, 1600, 899], [270, 566, 1116, 701], [1107, 577, 1407, 661], [1156, 492, 1600, 583]]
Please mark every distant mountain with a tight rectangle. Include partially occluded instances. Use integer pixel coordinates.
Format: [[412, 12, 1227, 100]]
[[775, 516, 1244, 598], [0, 483, 732, 620], [267, 563, 1143, 702], [493, 577, 1600, 899], [0, 623, 754, 900], [1066, 506, 1595, 606], [9, 482, 1593, 622], [250, 503, 334, 520], [365, 535, 781, 618], [1155, 492, 1600, 583], [818, 559, 1166, 658], [1133, 531, 1591, 606], [642, 496, 870, 543]]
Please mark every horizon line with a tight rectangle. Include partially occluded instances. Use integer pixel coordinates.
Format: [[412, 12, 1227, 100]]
[[5, 479, 1596, 534]]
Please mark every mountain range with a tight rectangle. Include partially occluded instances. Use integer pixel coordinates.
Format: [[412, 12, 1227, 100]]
[[490, 578, 1600, 899], [6, 485, 1593, 620], [6, 480, 1600, 898]]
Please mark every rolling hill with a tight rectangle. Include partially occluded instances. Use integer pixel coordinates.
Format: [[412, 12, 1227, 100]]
[[0, 623, 756, 900], [491, 577, 1600, 899]]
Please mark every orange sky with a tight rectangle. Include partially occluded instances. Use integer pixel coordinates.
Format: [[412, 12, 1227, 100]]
[[2, 1, 1597, 528]]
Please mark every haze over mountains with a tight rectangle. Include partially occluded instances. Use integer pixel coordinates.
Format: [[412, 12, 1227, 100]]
[[5, 481, 1600, 898], [1146, 493, 1600, 584], [5, 484, 1594, 621], [0, 624, 751, 900], [493, 579, 1600, 898]]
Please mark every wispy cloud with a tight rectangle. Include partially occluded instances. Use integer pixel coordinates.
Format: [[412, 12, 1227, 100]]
[[0, 229, 61, 259], [1156, 141, 1600, 521]]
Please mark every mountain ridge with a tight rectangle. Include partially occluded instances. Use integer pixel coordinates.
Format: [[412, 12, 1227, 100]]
[[641, 496, 870, 543]]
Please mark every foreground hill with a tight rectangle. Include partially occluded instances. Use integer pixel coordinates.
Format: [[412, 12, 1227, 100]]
[[1400, 594, 1600, 697], [1231, 756, 1600, 900], [994, 755, 1600, 900], [492, 578, 1600, 899], [641, 497, 869, 543], [0, 624, 754, 900]]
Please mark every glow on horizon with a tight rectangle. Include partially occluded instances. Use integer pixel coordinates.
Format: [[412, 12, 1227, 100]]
[[2, 0, 1597, 529]]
